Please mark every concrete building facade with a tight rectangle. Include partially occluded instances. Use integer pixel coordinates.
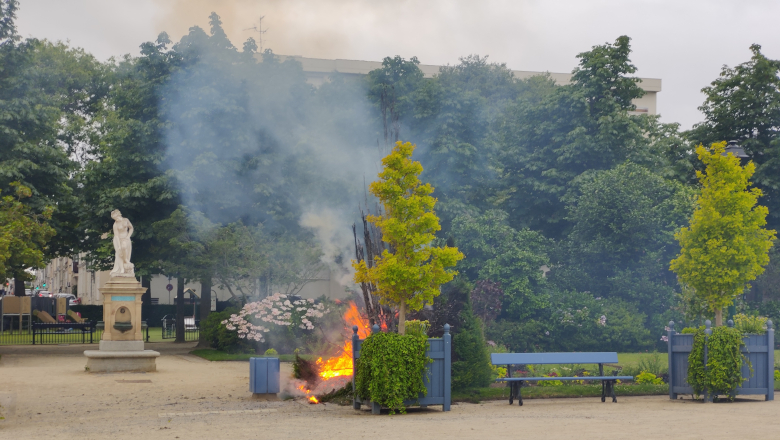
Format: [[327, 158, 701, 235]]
[[268, 55, 661, 115]]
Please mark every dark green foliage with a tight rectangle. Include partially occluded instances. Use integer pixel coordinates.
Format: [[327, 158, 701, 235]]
[[486, 290, 652, 353], [355, 332, 430, 414], [687, 326, 748, 399], [485, 319, 549, 353], [687, 44, 780, 231], [552, 163, 695, 326], [317, 383, 354, 405], [495, 36, 661, 238], [199, 308, 251, 353], [452, 307, 492, 390], [452, 210, 549, 320], [420, 276, 470, 338]]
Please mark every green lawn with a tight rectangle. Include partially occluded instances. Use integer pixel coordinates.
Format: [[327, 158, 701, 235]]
[[616, 351, 780, 370]]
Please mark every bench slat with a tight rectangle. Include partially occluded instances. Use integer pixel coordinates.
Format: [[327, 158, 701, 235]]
[[496, 376, 633, 382], [491, 352, 619, 365]]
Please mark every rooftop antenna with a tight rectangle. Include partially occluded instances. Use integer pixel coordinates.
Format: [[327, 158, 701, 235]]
[[244, 16, 268, 52]]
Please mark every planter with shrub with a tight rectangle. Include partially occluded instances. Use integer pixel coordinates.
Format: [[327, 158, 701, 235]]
[[667, 319, 774, 401], [353, 323, 451, 414]]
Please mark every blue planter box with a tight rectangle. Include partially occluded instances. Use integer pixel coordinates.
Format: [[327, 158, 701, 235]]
[[666, 320, 775, 401], [249, 357, 280, 394], [352, 324, 452, 414]]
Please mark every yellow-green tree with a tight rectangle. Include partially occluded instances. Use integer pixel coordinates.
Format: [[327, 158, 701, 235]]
[[670, 142, 776, 326], [353, 141, 464, 334], [0, 183, 56, 284]]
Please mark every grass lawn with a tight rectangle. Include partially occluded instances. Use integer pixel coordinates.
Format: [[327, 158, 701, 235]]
[[453, 383, 669, 403], [190, 349, 317, 363], [617, 351, 780, 369]]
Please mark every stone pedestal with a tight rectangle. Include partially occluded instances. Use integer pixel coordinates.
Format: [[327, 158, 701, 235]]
[[84, 276, 159, 373]]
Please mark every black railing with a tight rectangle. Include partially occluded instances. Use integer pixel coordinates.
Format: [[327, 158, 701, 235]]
[[31, 322, 101, 345], [161, 315, 200, 341]]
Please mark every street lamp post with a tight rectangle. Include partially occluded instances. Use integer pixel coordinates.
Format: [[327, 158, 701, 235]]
[[722, 140, 749, 322]]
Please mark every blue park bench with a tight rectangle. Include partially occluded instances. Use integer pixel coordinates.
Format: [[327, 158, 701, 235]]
[[491, 352, 634, 406]]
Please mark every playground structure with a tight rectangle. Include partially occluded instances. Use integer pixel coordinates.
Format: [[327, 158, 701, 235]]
[[0, 296, 32, 332], [1, 296, 73, 332]]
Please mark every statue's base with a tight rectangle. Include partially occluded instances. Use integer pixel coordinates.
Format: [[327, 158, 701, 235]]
[[84, 348, 160, 373]]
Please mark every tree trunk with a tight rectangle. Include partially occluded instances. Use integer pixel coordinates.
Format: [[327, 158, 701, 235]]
[[13, 274, 25, 296], [398, 300, 406, 335], [715, 308, 723, 327], [141, 276, 151, 307], [197, 277, 212, 348], [175, 277, 185, 343]]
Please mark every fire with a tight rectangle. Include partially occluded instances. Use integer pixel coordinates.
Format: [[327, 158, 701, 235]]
[[315, 302, 370, 380], [293, 302, 371, 404]]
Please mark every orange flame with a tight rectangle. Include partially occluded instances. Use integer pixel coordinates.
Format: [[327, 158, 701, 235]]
[[308, 396, 319, 404], [315, 302, 370, 380]]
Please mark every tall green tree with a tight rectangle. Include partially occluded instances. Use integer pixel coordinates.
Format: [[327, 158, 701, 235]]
[[0, 1, 105, 293], [687, 44, 780, 231], [552, 162, 695, 328], [495, 36, 665, 237], [353, 141, 463, 334], [411, 55, 527, 232], [0, 183, 55, 282], [670, 142, 776, 326], [367, 56, 424, 147]]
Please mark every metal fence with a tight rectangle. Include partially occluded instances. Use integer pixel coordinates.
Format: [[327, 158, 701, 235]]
[[32, 322, 101, 344], [0, 322, 103, 345], [161, 315, 200, 341]]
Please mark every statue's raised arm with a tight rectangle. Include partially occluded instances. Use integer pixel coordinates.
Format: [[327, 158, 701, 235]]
[[110, 209, 135, 277]]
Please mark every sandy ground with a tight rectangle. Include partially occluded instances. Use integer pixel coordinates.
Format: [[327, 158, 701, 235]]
[[1, 343, 779, 440]]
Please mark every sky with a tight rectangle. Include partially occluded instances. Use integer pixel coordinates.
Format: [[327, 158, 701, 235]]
[[16, 0, 780, 130]]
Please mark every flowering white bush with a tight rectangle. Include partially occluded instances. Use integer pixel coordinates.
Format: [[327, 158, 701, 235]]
[[221, 293, 329, 342]]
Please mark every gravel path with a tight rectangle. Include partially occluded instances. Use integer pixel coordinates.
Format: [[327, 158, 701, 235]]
[[1, 343, 778, 439]]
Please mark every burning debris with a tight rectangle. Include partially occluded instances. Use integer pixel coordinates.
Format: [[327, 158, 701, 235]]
[[289, 301, 371, 404]]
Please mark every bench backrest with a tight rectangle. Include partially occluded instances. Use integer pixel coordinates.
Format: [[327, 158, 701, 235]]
[[491, 352, 618, 365]]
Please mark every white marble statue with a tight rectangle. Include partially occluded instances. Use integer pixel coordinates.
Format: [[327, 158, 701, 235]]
[[110, 209, 135, 277]]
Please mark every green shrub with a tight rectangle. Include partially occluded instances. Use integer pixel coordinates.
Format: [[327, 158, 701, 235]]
[[200, 308, 251, 353], [775, 369, 780, 382], [355, 332, 430, 414], [537, 373, 563, 386], [405, 320, 430, 338], [490, 364, 507, 380], [636, 371, 663, 385], [687, 326, 748, 399], [452, 307, 493, 390], [636, 352, 667, 377], [733, 313, 767, 334], [264, 348, 278, 356]]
